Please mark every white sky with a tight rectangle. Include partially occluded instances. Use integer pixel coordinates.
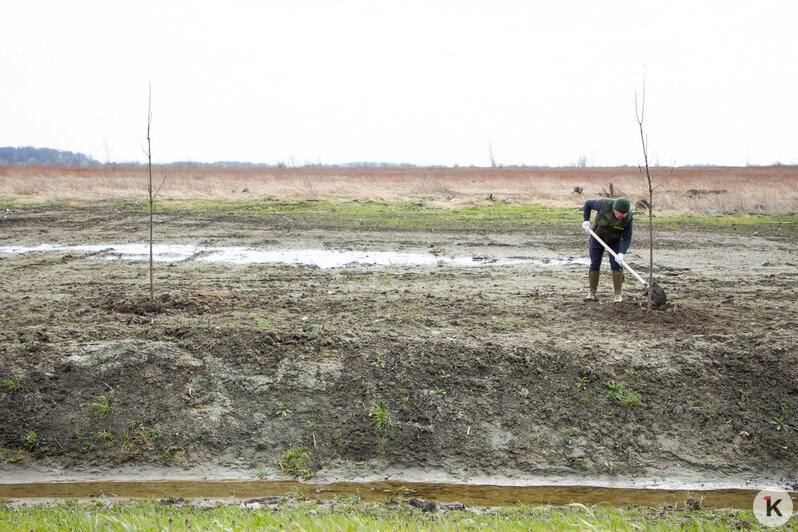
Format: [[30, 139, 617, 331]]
[[2, 1, 797, 167]]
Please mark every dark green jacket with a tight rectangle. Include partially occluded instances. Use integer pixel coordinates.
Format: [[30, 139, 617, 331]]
[[584, 199, 633, 251]]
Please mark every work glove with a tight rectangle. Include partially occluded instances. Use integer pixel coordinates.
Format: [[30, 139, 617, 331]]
[[581, 221, 591, 233], [616, 253, 625, 264]]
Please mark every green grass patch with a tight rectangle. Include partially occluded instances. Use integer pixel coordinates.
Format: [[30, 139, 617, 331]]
[[120, 198, 576, 228], [7, 197, 795, 231], [122, 198, 798, 230], [0, 499, 769, 531], [0, 198, 85, 209]]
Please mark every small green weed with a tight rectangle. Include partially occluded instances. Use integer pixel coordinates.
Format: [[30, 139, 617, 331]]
[[88, 393, 111, 419], [434, 387, 446, 398], [571, 458, 588, 470], [369, 404, 392, 431], [739, 389, 749, 402], [370, 357, 386, 369], [254, 316, 276, 329], [621, 392, 641, 408], [275, 403, 292, 418], [399, 388, 410, 403], [601, 381, 625, 401], [22, 430, 38, 449], [601, 381, 641, 408], [771, 417, 787, 431], [2, 376, 21, 392], [121, 420, 159, 449], [279, 445, 315, 480]]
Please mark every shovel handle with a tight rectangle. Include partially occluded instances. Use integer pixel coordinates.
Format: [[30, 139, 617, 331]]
[[587, 229, 649, 288]]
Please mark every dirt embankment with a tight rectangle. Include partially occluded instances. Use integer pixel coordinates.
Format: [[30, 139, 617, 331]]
[[1, 207, 796, 490]]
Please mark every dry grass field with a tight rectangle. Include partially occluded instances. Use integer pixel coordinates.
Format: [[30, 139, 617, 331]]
[[1, 165, 796, 214]]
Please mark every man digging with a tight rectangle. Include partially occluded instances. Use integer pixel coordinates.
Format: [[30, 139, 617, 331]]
[[581, 197, 633, 302]]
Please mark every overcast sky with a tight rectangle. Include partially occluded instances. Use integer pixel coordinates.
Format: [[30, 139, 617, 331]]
[[2, 1, 797, 167]]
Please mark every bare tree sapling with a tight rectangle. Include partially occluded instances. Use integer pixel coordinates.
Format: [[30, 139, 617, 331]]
[[634, 77, 672, 310], [144, 83, 166, 304]]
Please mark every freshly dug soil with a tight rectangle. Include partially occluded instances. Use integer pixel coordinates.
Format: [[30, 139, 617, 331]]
[[1, 206, 796, 490]]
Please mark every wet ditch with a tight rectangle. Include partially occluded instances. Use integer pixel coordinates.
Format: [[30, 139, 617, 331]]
[[0, 480, 781, 509]]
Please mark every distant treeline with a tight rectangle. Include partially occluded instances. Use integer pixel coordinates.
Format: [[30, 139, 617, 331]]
[[0, 146, 101, 167], [172, 161, 424, 169], [2, 146, 789, 169], [0, 147, 426, 169]]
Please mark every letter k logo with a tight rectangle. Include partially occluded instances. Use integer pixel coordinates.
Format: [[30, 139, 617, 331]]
[[754, 489, 792, 527], [764, 495, 783, 517]]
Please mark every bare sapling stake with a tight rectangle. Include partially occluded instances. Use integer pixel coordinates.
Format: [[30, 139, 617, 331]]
[[634, 76, 672, 310], [146, 85, 153, 303], [144, 83, 167, 304]]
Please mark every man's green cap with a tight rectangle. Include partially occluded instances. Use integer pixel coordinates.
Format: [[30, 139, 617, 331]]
[[613, 197, 631, 213]]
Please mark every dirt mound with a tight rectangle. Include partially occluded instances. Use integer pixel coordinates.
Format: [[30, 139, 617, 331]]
[[600, 302, 722, 331], [101, 293, 235, 316]]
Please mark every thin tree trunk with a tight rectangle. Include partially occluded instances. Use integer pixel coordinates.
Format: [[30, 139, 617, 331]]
[[147, 84, 154, 303], [636, 83, 654, 311], [647, 175, 654, 311]]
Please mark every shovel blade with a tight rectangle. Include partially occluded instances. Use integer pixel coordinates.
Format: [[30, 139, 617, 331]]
[[646, 282, 667, 308]]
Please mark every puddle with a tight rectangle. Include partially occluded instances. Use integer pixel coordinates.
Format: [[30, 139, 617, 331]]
[[0, 480, 770, 509], [0, 244, 588, 269]]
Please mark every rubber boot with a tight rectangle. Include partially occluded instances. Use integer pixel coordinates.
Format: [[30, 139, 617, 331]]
[[585, 270, 599, 301], [612, 270, 624, 302]]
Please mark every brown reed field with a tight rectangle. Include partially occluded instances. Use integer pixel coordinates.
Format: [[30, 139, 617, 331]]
[[1, 164, 796, 215]]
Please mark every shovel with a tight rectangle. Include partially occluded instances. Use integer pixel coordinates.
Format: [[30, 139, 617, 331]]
[[588, 228, 666, 307]]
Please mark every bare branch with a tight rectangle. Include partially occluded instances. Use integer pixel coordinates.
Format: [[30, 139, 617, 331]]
[[635, 68, 647, 126], [635, 92, 642, 126], [653, 163, 676, 191], [154, 171, 167, 199], [667, 163, 676, 177], [147, 83, 152, 140]]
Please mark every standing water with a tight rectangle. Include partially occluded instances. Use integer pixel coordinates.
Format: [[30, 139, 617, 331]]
[[0, 244, 588, 269], [0, 480, 776, 509]]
